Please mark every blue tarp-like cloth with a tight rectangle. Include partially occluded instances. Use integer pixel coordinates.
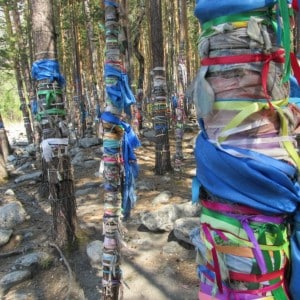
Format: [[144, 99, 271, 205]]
[[104, 65, 136, 117], [194, 0, 278, 24], [194, 130, 300, 214], [101, 112, 141, 218], [31, 59, 65, 86]]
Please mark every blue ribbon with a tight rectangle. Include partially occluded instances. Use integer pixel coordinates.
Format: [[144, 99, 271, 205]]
[[104, 0, 118, 7], [105, 65, 136, 116], [194, 130, 300, 214], [32, 59, 65, 86], [101, 112, 141, 218]]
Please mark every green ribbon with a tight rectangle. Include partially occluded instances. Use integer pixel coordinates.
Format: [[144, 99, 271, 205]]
[[277, 0, 292, 83], [37, 89, 62, 109], [200, 9, 276, 37], [35, 108, 66, 122]]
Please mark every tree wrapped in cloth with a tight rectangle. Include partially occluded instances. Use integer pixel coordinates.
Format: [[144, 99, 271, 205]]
[[100, 1, 140, 299], [191, 0, 300, 299], [31, 0, 77, 248]]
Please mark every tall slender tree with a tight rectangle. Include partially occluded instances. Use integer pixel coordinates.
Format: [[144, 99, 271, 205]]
[[4, 1, 33, 144], [101, 1, 139, 298], [149, 0, 172, 175], [173, 0, 189, 176], [30, 0, 77, 248]]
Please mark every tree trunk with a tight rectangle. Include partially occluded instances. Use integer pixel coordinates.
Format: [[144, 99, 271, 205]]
[[101, 2, 123, 299], [4, 2, 33, 144], [149, 0, 172, 175], [31, 0, 77, 249], [83, 0, 100, 120], [101, 1, 140, 298], [173, 0, 188, 177], [132, 6, 145, 90], [71, 0, 86, 138], [0, 114, 12, 163]]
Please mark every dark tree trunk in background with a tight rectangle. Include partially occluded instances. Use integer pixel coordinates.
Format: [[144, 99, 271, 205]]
[[31, 0, 77, 249], [71, 0, 86, 138], [11, 1, 34, 144], [3, 2, 33, 144], [0, 113, 10, 181], [133, 5, 145, 90], [149, 0, 172, 175], [173, 0, 189, 177]]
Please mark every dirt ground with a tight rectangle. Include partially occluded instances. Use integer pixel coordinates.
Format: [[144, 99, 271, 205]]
[[0, 123, 200, 300]]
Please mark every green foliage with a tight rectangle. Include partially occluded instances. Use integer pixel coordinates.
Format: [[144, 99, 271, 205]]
[[0, 72, 22, 123]]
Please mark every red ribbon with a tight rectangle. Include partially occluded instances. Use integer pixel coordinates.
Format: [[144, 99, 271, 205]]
[[201, 49, 286, 110], [292, 0, 299, 11]]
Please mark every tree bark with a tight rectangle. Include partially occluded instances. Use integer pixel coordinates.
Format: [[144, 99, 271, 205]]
[[31, 0, 77, 249], [4, 2, 34, 144], [149, 0, 172, 175]]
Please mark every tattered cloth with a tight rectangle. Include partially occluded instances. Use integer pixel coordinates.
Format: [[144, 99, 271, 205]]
[[101, 112, 141, 218], [193, 130, 300, 214], [31, 59, 65, 86]]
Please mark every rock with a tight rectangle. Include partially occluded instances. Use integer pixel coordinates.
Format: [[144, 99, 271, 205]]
[[4, 189, 15, 196], [14, 252, 53, 272], [178, 202, 201, 217], [7, 155, 17, 162], [0, 202, 27, 229], [0, 270, 32, 295], [152, 191, 172, 205], [79, 137, 101, 148], [0, 229, 13, 246], [25, 144, 36, 155], [141, 205, 179, 231], [86, 240, 103, 266], [173, 217, 201, 245], [141, 202, 201, 232], [71, 151, 97, 167], [14, 171, 42, 184]]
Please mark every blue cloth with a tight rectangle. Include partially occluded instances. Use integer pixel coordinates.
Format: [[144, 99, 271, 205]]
[[31, 99, 38, 115], [194, 131, 300, 214], [105, 65, 136, 117], [101, 112, 141, 218], [32, 59, 65, 86], [171, 95, 178, 109], [194, 0, 276, 24], [290, 75, 300, 98]]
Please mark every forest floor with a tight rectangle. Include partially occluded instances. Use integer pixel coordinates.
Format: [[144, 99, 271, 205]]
[[0, 120, 200, 300]]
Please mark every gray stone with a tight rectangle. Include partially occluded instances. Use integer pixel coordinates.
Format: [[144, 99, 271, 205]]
[[86, 240, 103, 266], [152, 191, 172, 205], [14, 252, 53, 271], [0, 202, 27, 229], [173, 217, 201, 245], [0, 270, 32, 294], [141, 202, 201, 232], [4, 189, 15, 196], [7, 155, 17, 162], [79, 137, 101, 148], [0, 229, 13, 246], [14, 171, 42, 184], [141, 205, 179, 231]]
